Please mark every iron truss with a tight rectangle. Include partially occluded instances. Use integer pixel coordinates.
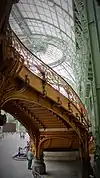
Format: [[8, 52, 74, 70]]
[[9, 0, 78, 92]]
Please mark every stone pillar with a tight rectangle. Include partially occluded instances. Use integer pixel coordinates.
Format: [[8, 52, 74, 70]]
[[85, 0, 100, 177], [32, 136, 46, 175], [32, 157, 46, 175]]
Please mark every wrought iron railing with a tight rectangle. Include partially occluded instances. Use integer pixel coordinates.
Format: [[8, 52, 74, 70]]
[[6, 27, 90, 129]]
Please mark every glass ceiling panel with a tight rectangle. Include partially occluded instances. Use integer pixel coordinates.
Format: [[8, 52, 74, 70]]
[[9, 0, 78, 91]]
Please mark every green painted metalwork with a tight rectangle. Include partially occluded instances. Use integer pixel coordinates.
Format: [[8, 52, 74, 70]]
[[85, 0, 100, 177], [73, 0, 91, 104]]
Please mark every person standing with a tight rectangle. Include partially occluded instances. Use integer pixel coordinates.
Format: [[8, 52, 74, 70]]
[[18, 147, 22, 157], [27, 148, 33, 170], [24, 141, 30, 156]]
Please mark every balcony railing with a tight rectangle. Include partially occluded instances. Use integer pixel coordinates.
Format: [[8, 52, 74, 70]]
[[6, 27, 90, 129]]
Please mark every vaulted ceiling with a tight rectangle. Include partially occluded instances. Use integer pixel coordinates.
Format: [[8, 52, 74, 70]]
[[9, 0, 77, 91]]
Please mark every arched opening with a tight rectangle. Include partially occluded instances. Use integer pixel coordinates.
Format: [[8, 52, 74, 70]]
[[2, 99, 39, 136], [0, 110, 33, 177], [0, 97, 86, 177]]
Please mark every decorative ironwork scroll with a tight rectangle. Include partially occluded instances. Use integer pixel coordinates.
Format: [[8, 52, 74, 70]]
[[0, 27, 29, 107], [6, 26, 89, 130]]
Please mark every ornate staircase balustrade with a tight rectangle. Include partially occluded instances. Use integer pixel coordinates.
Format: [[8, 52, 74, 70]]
[[6, 27, 90, 130]]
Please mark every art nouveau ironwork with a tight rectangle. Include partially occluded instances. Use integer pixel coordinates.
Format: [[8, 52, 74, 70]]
[[6, 26, 89, 129]]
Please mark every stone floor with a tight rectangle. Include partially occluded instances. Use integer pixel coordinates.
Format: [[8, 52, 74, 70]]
[[44, 160, 82, 178], [0, 133, 32, 178], [0, 133, 82, 178]]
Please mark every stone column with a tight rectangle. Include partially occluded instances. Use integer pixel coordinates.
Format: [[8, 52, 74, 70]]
[[32, 136, 46, 175], [32, 157, 46, 175]]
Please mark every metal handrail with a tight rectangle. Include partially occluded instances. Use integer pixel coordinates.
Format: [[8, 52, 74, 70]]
[[6, 27, 90, 129]]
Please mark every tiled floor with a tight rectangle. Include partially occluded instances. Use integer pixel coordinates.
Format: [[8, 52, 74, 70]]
[[0, 133, 82, 178]]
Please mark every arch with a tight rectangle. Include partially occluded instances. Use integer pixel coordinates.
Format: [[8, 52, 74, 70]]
[[2, 99, 40, 137], [39, 136, 71, 149], [1, 90, 84, 144], [38, 136, 78, 157]]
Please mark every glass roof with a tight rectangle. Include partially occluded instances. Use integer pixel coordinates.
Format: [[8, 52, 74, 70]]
[[9, 0, 77, 91]]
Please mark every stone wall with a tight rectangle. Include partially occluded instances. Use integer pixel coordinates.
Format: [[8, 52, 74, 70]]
[[44, 151, 80, 161]]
